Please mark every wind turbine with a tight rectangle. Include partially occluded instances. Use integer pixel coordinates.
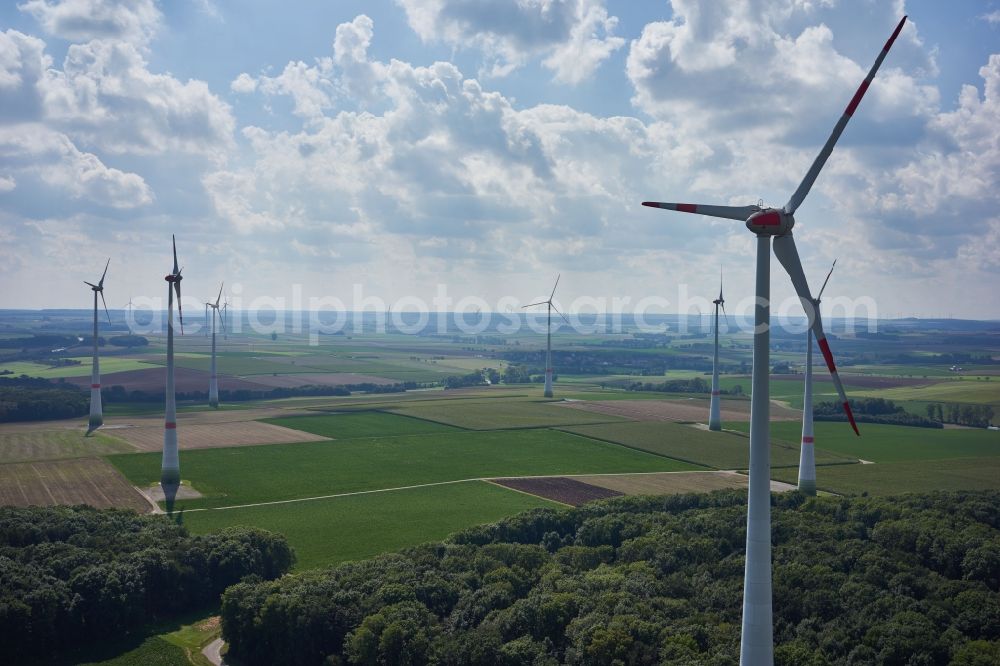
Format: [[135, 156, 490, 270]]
[[84, 259, 111, 436], [161, 235, 183, 511], [641, 16, 905, 664], [222, 297, 230, 340], [123, 297, 134, 335], [207, 282, 225, 408], [709, 271, 727, 431], [798, 260, 836, 495], [523, 275, 569, 398]]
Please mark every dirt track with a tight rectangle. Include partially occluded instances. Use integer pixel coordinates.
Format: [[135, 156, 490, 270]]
[[556, 398, 799, 423]]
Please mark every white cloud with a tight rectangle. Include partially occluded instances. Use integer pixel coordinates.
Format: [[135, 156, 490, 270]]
[[395, 0, 624, 82], [0, 123, 152, 207], [0, 175, 15, 191], [982, 11, 1000, 26], [230, 72, 257, 93], [18, 0, 161, 45]]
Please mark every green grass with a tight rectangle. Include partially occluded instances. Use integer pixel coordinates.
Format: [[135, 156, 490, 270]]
[[0, 429, 134, 463], [0, 357, 155, 378], [851, 380, 1000, 408], [388, 399, 625, 429], [108, 429, 699, 510], [726, 421, 1000, 463], [263, 411, 461, 438], [559, 421, 855, 469], [78, 636, 189, 666], [181, 480, 559, 570], [770, 457, 1000, 495]]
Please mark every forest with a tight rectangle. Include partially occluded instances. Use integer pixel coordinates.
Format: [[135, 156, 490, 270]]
[[0, 506, 294, 663], [221, 490, 1000, 665]]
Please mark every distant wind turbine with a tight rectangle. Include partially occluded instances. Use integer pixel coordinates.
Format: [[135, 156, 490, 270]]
[[123, 297, 134, 335], [161, 235, 183, 511], [709, 271, 727, 431], [207, 282, 225, 408], [523, 275, 569, 398], [798, 260, 836, 495], [642, 17, 905, 663], [84, 259, 111, 435]]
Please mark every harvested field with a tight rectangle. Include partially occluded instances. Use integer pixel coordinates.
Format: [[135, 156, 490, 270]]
[[557, 398, 799, 423], [572, 471, 791, 495], [63, 366, 264, 393], [238, 372, 396, 388], [109, 421, 328, 452], [0, 457, 150, 511], [389, 399, 624, 430], [492, 477, 622, 506], [0, 429, 135, 462]]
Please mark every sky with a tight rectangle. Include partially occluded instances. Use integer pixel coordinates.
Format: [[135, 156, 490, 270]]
[[0, 0, 998, 319]]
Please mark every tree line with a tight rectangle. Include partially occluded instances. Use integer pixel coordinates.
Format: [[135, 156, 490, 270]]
[[925, 402, 995, 428], [0, 505, 294, 663], [814, 397, 943, 428], [220, 490, 1000, 665], [0, 375, 89, 422]]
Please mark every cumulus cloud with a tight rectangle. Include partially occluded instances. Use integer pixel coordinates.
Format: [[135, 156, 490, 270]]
[[395, 0, 624, 82], [0, 123, 152, 207], [18, 0, 161, 45]]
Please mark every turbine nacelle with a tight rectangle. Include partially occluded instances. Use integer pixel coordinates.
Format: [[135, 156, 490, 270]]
[[746, 208, 794, 236]]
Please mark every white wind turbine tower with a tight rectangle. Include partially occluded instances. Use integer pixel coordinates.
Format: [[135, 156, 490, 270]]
[[642, 16, 905, 663], [123, 297, 134, 335], [523, 275, 569, 398], [207, 282, 225, 408], [84, 259, 111, 436], [161, 235, 184, 508], [798, 260, 836, 495], [709, 271, 727, 431]]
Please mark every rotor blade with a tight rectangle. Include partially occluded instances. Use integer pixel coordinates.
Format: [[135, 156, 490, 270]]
[[98, 258, 110, 288], [642, 202, 760, 221], [549, 274, 561, 302], [100, 291, 111, 325], [84, 281, 97, 288], [174, 281, 184, 334], [215, 282, 224, 307], [720, 302, 731, 331], [522, 301, 548, 308], [172, 234, 179, 275], [773, 234, 859, 435], [719, 266, 724, 301], [551, 302, 571, 325], [219, 307, 227, 335], [817, 259, 837, 300], [784, 16, 907, 214]]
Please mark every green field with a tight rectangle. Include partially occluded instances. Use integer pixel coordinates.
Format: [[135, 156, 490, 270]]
[[0, 357, 155, 379], [726, 420, 1000, 463], [109, 428, 699, 509], [852, 379, 1000, 407], [770, 456, 1000, 495], [388, 399, 624, 429], [559, 421, 855, 469], [263, 411, 460, 438], [0, 429, 134, 463], [182, 480, 559, 569]]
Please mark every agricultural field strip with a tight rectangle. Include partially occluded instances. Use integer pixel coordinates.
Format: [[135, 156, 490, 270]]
[[175, 470, 734, 514], [552, 425, 857, 470]]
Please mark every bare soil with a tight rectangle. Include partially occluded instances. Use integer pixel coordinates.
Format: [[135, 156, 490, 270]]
[[492, 477, 623, 506], [577, 471, 797, 495], [109, 421, 329, 452], [556, 398, 799, 422], [0, 457, 150, 511], [63, 367, 265, 393]]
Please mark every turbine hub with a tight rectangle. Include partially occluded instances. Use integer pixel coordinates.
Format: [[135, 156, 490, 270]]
[[746, 208, 794, 236], [165, 274, 182, 282]]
